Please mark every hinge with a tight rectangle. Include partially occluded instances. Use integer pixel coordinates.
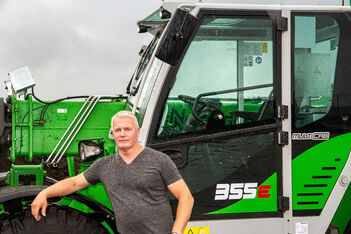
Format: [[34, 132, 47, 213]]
[[278, 196, 289, 211], [277, 105, 288, 119], [276, 17, 288, 31], [278, 131, 289, 145]]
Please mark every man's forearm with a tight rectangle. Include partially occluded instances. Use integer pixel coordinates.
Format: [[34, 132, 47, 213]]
[[172, 194, 194, 233], [42, 176, 83, 198], [31, 174, 89, 221]]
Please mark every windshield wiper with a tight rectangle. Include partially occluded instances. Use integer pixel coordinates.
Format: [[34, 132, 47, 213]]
[[126, 34, 159, 95]]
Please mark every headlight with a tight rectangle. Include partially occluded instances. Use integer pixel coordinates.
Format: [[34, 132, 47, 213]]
[[79, 141, 102, 162]]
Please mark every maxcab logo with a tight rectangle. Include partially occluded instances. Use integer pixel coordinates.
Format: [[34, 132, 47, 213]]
[[215, 183, 271, 200]]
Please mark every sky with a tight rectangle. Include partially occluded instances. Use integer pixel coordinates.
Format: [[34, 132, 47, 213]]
[[0, 0, 346, 100], [0, 0, 160, 99]]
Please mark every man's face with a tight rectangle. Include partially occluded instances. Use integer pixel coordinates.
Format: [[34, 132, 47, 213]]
[[111, 116, 140, 151]]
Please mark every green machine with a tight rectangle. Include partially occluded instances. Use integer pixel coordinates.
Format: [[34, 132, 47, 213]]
[[2, 2, 351, 233]]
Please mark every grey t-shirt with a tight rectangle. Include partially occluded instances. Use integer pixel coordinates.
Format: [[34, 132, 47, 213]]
[[83, 147, 182, 234]]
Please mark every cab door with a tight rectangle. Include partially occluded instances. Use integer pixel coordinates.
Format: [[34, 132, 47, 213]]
[[146, 9, 285, 223]]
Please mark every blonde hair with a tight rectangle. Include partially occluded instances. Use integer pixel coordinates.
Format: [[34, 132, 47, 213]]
[[111, 111, 140, 129]]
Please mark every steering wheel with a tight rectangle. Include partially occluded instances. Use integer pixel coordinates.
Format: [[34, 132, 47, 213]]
[[178, 94, 221, 122]]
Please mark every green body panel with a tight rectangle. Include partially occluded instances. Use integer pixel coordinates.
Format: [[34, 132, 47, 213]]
[[67, 156, 76, 177], [331, 184, 351, 233], [11, 96, 125, 159], [6, 164, 47, 187], [58, 196, 94, 213], [292, 133, 351, 211], [207, 173, 277, 214]]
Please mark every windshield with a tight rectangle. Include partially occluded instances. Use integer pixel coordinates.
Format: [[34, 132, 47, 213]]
[[126, 33, 160, 108]]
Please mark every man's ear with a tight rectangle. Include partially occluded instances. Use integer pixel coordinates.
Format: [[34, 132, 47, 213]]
[[108, 128, 114, 140]]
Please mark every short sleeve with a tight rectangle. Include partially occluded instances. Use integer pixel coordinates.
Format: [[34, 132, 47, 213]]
[[83, 157, 103, 185], [160, 153, 183, 186]]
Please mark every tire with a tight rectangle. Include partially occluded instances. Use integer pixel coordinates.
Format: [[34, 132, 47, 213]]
[[0, 205, 109, 234]]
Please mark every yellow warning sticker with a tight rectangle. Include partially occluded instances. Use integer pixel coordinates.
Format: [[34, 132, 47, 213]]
[[244, 62, 248, 66], [184, 226, 210, 234], [262, 42, 268, 53]]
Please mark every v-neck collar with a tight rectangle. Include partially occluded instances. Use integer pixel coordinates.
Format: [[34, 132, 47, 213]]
[[117, 147, 146, 166]]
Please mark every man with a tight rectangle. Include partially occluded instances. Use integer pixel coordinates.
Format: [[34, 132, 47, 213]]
[[31, 111, 194, 234]]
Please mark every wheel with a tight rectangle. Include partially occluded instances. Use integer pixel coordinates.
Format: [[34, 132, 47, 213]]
[[0, 205, 109, 234], [178, 94, 221, 122]]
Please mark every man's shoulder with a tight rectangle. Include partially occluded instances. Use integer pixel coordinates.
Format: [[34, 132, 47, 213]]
[[94, 153, 116, 165], [142, 147, 173, 166], [143, 147, 167, 158]]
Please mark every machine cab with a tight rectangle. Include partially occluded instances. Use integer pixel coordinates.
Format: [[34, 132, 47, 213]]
[[128, 3, 351, 234]]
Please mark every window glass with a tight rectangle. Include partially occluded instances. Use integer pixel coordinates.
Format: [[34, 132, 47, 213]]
[[294, 15, 339, 128], [135, 58, 163, 125], [157, 17, 275, 137], [127, 34, 160, 110]]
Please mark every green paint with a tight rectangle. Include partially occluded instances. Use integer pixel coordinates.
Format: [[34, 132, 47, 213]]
[[207, 173, 277, 214], [0, 204, 4, 215], [11, 96, 125, 158], [6, 164, 47, 187], [11, 95, 16, 162], [101, 221, 115, 234], [67, 156, 76, 177], [292, 133, 351, 211], [28, 95, 33, 162], [331, 184, 351, 233], [57, 196, 93, 213]]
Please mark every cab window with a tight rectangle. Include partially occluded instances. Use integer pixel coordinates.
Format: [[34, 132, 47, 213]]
[[157, 16, 275, 137], [293, 15, 339, 128]]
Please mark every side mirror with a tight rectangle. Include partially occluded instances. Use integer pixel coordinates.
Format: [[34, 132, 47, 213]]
[[155, 8, 197, 66]]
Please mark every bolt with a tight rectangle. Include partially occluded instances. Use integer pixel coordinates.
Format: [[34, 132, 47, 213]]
[[340, 175, 349, 187]]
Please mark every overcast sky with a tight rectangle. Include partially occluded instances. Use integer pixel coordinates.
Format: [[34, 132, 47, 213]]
[[0, 0, 160, 99], [0, 0, 346, 99]]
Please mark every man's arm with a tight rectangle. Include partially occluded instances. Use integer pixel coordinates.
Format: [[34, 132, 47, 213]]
[[168, 179, 194, 234], [31, 173, 90, 221]]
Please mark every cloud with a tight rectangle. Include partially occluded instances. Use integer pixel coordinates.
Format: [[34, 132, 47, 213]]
[[0, 0, 159, 99], [1, 0, 342, 99]]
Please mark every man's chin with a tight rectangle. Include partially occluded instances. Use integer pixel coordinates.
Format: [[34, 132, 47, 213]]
[[117, 144, 131, 150]]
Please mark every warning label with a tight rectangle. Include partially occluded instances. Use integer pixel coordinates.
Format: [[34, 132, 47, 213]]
[[262, 42, 268, 53], [244, 56, 253, 67], [184, 226, 210, 234]]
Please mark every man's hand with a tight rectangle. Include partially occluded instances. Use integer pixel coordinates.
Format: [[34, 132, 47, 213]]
[[31, 190, 48, 221]]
